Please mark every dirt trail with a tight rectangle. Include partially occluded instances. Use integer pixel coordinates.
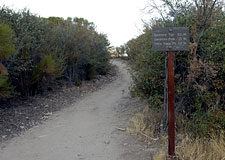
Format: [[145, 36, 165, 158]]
[[0, 60, 153, 160]]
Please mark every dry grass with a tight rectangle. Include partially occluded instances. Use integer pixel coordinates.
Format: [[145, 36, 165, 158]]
[[153, 151, 167, 160], [126, 107, 161, 141], [126, 106, 225, 160], [153, 132, 225, 160], [176, 132, 225, 160]]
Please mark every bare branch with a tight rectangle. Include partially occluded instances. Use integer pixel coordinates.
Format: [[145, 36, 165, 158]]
[[138, 131, 159, 141], [195, 0, 218, 44], [145, 0, 167, 22], [194, 0, 199, 9]]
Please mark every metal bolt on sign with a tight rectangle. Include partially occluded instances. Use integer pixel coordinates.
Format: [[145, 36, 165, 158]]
[[152, 27, 189, 159]]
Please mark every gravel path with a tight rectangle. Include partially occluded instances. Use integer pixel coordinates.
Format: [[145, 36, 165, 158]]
[[0, 60, 154, 160]]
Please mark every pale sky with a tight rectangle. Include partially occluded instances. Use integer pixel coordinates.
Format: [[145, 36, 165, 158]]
[[0, 0, 154, 47]]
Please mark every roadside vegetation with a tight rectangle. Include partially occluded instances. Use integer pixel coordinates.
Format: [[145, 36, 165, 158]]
[[0, 7, 111, 102], [123, 0, 225, 159]]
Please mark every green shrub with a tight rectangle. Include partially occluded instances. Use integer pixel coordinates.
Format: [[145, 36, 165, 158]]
[[0, 75, 13, 98], [189, 108, 225, 138], [33, 55, 58, 82], [31, 55, 60, 94], [0, 23, 15, 59], [0, 7, 111, 98], [0, 23, 15, 99]]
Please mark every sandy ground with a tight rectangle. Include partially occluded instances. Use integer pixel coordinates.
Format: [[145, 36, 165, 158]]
[[0, 60, 155, 160]]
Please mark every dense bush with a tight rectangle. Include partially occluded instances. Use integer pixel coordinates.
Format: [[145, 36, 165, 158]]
[[0, 23, 16, 98], [126, 1, 225, 137], [0, 7, 110, 100]]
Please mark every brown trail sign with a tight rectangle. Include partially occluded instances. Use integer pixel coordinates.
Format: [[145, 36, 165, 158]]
[[152, 27, 189, 159]]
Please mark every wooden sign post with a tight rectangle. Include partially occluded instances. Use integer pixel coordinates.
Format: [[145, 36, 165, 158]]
[[152, 27, 189, 159], [167, 50, 175, 157]]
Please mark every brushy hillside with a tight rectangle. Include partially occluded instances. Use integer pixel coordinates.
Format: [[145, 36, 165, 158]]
[[0, 7, 111, 101], [125, 0, 224, 138], [124, 0, 224, 159]]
